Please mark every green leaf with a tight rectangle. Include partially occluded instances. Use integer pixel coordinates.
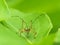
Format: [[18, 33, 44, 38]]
[[0, 0, 10, 21], [0, 9, 53, 45]]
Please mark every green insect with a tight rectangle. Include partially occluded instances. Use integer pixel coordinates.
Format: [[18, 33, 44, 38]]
[[12, 15, 40, 39], [19, 19, 37, 39]]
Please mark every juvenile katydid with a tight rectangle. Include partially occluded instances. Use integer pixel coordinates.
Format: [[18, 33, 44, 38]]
[[12, 16, 38, 39], [19, 19, 37, 39]]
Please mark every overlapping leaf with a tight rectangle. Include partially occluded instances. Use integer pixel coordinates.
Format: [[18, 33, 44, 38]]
[[0, 9, 53, 45]]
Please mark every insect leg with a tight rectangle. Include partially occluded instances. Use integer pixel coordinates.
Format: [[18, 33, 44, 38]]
[[30, 20, 37, 38], [34, 32, 37, 39], [31, 29, 37, 39], [19, 20, 25, 36]]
